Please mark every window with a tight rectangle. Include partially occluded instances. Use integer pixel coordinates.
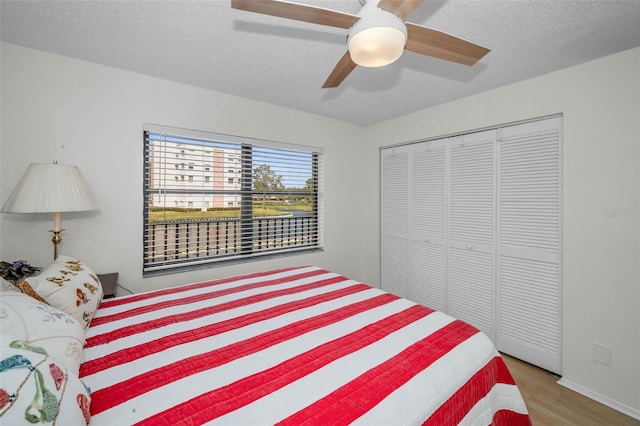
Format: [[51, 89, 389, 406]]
[[143, 125, 323, 274]]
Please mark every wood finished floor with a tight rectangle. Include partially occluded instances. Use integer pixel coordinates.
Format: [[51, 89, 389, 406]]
[[502, 354, 640, 425]]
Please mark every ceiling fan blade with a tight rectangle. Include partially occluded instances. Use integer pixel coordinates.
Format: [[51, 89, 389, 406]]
[[322, 51, 357, 88], [405, 23, 490, 66], [378, 0, 424, 20], [231, 0, 358, 29]]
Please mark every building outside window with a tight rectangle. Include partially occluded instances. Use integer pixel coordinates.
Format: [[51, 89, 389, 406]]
[[143, 126, 322, 274]]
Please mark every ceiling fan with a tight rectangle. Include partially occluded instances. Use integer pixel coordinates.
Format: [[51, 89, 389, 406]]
[[231, 0, 490, 88]]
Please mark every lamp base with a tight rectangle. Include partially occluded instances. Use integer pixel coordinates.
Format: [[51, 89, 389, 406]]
[[48, 228, 64, 260]]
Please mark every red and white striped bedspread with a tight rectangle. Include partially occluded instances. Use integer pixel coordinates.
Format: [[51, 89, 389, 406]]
[[80, 266, 530, 425]]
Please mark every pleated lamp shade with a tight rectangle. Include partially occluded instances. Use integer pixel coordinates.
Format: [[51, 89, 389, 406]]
[[2, 162, 97, 259], [1, 162, 97, 214]]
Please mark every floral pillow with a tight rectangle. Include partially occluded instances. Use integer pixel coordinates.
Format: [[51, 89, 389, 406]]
[[21, 256, 103, 329], [0, 291, 85, 375], [0, 346, 91, 425]]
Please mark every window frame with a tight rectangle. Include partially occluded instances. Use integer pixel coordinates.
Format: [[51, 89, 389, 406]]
[[143, 124, 323, 275]]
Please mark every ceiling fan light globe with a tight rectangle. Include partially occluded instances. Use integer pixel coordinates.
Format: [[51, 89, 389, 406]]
[[348, 27, 406, 67], [347, 4, 407, 68]]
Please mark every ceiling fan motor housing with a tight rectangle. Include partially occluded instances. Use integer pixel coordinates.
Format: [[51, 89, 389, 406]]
[[348, 2, 408, 67]]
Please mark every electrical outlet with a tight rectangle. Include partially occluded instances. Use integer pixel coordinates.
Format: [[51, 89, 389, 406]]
[[593, 343, 611, 366]]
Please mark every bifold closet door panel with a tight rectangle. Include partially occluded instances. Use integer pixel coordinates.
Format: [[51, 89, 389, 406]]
[[448, 247, 495, 339], [497, 116, 562, 374], [447, 131, 497, 341], [380, 116, 562, 374], [411, 241, 446, 311], [382, 236, 409, 298], [410, 143, 447, 311], [497, 255, 561, 373], [381, 147, 410, 298]]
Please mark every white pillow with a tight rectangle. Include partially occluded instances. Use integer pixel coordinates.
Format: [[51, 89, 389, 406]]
[[21, 255, 103, 328], [0, 277, 20, 292], [0, 291, 85, 374], [0, 346, 91, 425]]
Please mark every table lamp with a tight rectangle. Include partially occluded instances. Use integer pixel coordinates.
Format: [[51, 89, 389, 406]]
[[1, 161, 97, 260]]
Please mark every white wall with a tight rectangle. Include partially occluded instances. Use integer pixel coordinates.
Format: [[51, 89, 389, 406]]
[[361, 48, 640, 416], [1, 41, 639, 416], [0, 42, 372, 292]]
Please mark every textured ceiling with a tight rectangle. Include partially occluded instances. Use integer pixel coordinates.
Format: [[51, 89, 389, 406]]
[[2, 0, 640, 125]]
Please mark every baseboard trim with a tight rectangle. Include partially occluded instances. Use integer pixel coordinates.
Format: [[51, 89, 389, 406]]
[[557, 378, 640, 420]]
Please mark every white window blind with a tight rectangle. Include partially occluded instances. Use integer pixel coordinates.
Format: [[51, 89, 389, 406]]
[[143, 126, 322, 274]]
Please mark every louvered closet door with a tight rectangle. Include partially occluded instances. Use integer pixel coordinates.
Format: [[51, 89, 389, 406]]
[[447, 131, 496, 341], [410, 141, 447, 311], [381, 147, 410, 298], [497, 117, 562, 374]]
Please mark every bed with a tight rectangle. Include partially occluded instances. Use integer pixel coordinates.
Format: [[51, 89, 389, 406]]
[[1, 259, 530, 425]]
